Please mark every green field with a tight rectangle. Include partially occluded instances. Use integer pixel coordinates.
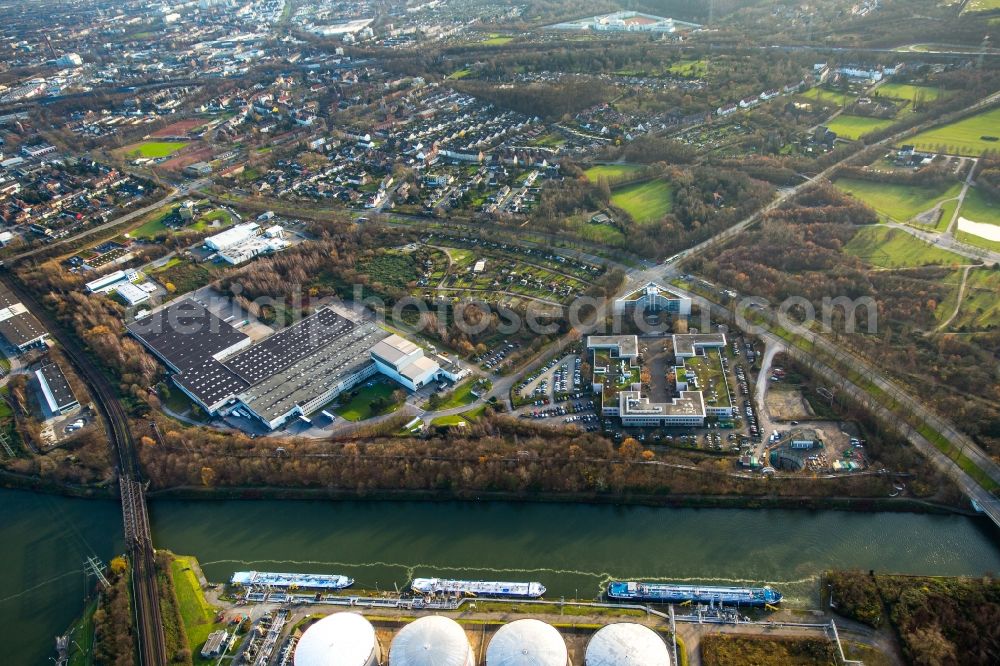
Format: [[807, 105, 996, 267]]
[[482, 34, 513, 45], [844, 226, 966, 268], [424, 379, 480, 410], [335, 379, 403, 421], [572, 218, 627, 246], [448, 68, 471, 79], [169, 554, 227, 664], [128, 141, 189, 158], [801, 87, 857, 106], [963, 0, 1000, 13], [953, 269, 1000, 329], [825, 115, 896, 140], [583, 164, 644, 182], [667, 59, 708, 78], [876, 83, 945, 103], [802, 87, 853, 107], [610, 179, 674, 224], [834, 178, 963, 222], [958, 187, 1000, 226], [905, 107, 1000, 156], [431, 403, 487, 426]]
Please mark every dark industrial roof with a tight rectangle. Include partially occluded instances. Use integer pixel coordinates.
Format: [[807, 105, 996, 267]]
[[127, 299, 250, 372], [226, 308, 357, 384], [36, 361, 78, 411], [0, 285, 48, 349]]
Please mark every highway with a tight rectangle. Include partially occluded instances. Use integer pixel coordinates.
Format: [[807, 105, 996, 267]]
[[0, 272, 168, 666]]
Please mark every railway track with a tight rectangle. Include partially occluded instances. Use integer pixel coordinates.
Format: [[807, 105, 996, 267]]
[[0, 272, 168, 666]]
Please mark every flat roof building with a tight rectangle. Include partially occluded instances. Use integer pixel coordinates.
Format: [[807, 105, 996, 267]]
[[34, 360, 80, 415], [0, 285, 48, 352], [672, 333, 726, 358], [116, 282, 150, 306], [128, 299, 441, 430], [587, 333, 730, 427]]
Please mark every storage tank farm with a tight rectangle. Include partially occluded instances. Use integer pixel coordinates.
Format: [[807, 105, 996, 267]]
[[389, 615, 476, 666], [485, 619, 570, 666], [293, 612, 382, 666], [584, 623, 671, 666]]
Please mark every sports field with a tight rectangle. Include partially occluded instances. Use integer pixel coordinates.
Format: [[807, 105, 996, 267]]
[[611, 179, 673, 224], [877, 83, 946, 103], [844, 226, 966, 268], [584, 164, 644, 182], [834, 178, 963, 222], [824, 115, 895, 140], [905, 107, 1000, 156], [128, 141, 189, 158]]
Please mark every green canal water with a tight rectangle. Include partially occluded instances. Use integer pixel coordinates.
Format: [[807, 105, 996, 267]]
[[6, 492, 1000, 664]]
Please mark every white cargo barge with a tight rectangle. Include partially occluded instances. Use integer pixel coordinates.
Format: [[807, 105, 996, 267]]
[[230, 570, 354, 590], [410, 577, 546, 598]]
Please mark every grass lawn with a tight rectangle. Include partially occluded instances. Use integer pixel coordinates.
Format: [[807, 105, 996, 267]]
[[964, 0, 1000, 13], [335, 379, 403, 421], [482, 34, 513, 45], [611, 179, 673, 224], [571, 218, 627, 246], [876, 83, 945, 103], [424, 379, 480, 410], [801, 87, 853, 107], [844, 226, 966, 268], [834, 178, 963, 222], [905, 107, 1000, 156], [169, 554, 227, 664], [530, 133, 566, 148], [130, 206, 177, 239], [958, 187, 1000, 226], [431, 403, 487, 426], [954, 269, 1000, 329], [824, 115, 896, 140], [190, 209, 235, 232], [583, 164, 644, 182], [937, 198, 960, 231], [153, 259, 217, 295], [956, 229, 1000, 252], [668, 59, 708, 77], [129, 141, 189, 158], [67, 598, 99, 666], [448, 68, 471, 79]]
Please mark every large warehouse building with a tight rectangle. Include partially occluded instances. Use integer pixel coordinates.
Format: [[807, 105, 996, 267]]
[[0, 284, 49, 352], [128, 298, 451, 430]]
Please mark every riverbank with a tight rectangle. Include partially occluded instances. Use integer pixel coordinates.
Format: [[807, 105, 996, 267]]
[[6, 489, 1000, 665], [2, 468, 979, 516], [148, 484, 978, 517]]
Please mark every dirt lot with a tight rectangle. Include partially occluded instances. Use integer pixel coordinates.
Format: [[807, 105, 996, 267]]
[[160, 145, 213, 172], [765, 386, 815, 421], [148, 118, 205, 138]]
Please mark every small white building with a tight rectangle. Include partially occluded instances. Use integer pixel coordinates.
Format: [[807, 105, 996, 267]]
[[115, 282, 150, 306]]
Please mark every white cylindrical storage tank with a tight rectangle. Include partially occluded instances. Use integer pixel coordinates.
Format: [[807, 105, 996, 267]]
[[389, 616, 475, 666], [585, 623, 670, 666], [294, 612, 381, 666], [486, 619, 569, 666]]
